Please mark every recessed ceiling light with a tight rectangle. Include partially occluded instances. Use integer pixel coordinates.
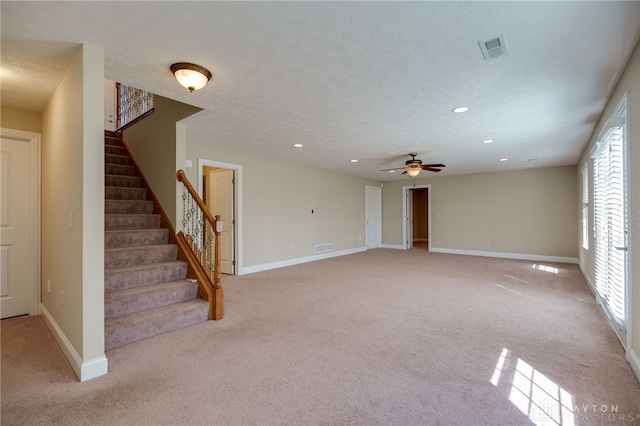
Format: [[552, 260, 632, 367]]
[[350, 159, 358, 163], [481, 139, 494, 144], [452, 106, 470, 113], [499, 158, 508, 162], [293, 144, 303, 148], [389, 170, 395, 173]]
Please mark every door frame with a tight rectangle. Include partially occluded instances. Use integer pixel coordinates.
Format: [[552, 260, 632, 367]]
[[1, 127, 41, 316], [402, 184, 431, 251], [365, 185, 382, 249], [197, 159, 242, 275]]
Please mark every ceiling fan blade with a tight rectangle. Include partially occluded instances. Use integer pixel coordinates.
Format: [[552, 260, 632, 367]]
[[422, 167, 442, 172], [380, 167, 405, 171], [401, 170, 408, 175], [422, 163, 446, 168]]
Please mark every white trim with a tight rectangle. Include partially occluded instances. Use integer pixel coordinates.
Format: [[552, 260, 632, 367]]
[[241, 247, 366, 275], [40, 304, 108, 382], [430, 247, 579, 264], [197, 159, 243, 275], [380, 244, 404, 250], [627, 348, 640, 383], [1, 127, 41, 316]]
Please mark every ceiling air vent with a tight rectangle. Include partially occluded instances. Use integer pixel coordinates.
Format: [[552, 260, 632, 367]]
[[479, 34, 508, 60]]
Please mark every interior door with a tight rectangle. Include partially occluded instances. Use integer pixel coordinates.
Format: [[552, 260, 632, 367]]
[[1, 137, 31, 318], [406, 189, 413, 249], [365, 185, 381, 249], [206, 168, 234, 275]]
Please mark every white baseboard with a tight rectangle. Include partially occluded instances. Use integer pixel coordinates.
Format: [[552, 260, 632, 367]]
[[430, 247, 579, 264], [40, 304, 108, 382], [380, 244, 404, 250], [628, 348, 640, 384], [240, 246, 367, 275]]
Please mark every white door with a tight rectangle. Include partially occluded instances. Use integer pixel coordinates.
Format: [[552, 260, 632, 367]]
[[406, 189, 413, 249], [206, 168, 234, 275], [365, 185, 381, 249], [1, 137, 31, 318]]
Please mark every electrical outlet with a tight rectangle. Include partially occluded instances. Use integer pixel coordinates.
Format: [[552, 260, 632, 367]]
[[47, 279, 51, 294], [69, 212, 74, 229]]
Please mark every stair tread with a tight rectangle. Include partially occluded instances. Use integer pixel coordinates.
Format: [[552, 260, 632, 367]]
[[105, 243, 175, 252], [106, 279, 195, 297], [104, 300, 209, 350], [105, 299, 208, 326], [105, 260, 186, 275]]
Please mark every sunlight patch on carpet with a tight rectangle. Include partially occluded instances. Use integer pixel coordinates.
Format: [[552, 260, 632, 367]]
[[532, 264, 559, 274], [491, 348, 575, 426]]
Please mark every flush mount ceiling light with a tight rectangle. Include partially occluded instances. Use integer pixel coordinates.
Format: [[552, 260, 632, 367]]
[[170, 62, 212, 92], [481, 139, 495, 144], [351, 159, 358, 163], [293, 143, 303, 148]]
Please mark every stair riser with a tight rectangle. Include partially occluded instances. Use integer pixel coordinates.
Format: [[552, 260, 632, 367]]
[[105, 214, 161, 231], [105, 145, 127, 156], [106, 164, 136, 177], [105, 282, 198, 319], [105, 200, 154, 215], [105, 175, 141, 188], [105, 262, 188, 292], [105, 301, 209, 351], [105, 136, 123, 147], [106, 187, 147, 200], [105, 244, 178, 269], [105, 229, 169, 249], [106, 154, 131, 166]]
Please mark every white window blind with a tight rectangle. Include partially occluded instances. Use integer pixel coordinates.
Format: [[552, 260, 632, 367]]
[[581, 164, 588, 250], [591, 116, 627, 332]]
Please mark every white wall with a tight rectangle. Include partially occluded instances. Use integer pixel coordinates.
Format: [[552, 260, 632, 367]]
[[41, 45, 106, 381], [577, 39, 640, 379], [123, 96, 201, 228], [185, 143, 379, 271], [382, 166, 578, 261]]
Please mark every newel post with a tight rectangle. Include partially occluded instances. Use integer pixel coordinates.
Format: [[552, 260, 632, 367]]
[[213, 214, 224, 319]]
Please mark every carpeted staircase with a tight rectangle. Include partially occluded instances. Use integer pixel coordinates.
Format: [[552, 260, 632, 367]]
[[104, 132, 208, 351]]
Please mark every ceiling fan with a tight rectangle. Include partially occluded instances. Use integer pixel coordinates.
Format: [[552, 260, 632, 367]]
[[380, 153, 446, 177]]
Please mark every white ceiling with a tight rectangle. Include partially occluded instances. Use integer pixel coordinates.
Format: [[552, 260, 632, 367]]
[[2, 1, 639, 181]]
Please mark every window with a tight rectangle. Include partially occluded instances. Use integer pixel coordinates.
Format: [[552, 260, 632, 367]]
[[581, 163, 589, 250], [590, 94, 628, 337]]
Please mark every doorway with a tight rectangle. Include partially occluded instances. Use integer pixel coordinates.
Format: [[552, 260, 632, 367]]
[[198, 159, 242, 275], [403, 184, 431, 251], [0, 128, 41, 318]]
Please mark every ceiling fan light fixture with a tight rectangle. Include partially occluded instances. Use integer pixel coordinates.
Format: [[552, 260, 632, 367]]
[[406, 167, 422, 177], [170, 62, 212, 92]]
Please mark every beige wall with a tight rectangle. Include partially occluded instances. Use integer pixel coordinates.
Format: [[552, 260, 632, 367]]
[[41, 45, 105, 379], [1, 107, 41, 132], [382, 166, 578, 259], [185, 143, 378, 269], [123, 96, 201, 228], [577, 39, 640, 374]]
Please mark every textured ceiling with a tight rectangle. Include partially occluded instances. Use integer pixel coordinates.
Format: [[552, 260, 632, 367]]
[[2, 1, 639, 181]]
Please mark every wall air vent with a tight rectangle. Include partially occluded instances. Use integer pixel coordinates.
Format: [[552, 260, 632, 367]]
[[314, 243, 334, 254], [479, 34, 508, 60]]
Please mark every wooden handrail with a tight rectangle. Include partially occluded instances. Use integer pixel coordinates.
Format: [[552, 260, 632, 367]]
[[176, 169, 217, 226], [176, 169, 224, 320]]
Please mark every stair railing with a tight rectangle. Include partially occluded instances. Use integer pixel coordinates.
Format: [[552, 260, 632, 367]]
[[175, 169, 224, 320], [116, 83, 155, 131]]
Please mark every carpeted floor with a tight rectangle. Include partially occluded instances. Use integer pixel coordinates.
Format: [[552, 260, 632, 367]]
[[2, 249, 640, 425]]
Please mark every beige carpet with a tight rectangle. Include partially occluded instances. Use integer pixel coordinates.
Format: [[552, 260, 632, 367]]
[[3, 249, 640, 425]]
